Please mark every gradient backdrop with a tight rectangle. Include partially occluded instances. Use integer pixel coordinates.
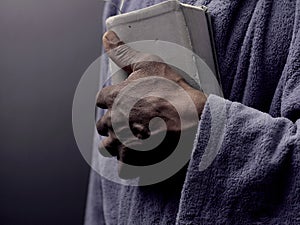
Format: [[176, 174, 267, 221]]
[[0, 0, 104, 224]]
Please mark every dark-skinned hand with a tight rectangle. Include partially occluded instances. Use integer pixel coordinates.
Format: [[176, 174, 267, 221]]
[[96, 31, 207, 179]]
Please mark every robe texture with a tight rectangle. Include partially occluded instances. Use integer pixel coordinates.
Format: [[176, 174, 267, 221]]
[[85, 0, 300, 224]]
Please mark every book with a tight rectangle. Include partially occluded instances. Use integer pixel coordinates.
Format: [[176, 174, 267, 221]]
[[106, 0, 223, 96]]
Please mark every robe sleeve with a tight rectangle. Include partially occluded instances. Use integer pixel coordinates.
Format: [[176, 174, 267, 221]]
[[176, 8, 300, 224]]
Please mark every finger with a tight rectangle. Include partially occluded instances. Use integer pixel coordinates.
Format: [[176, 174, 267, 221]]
[[96, 85, 119, 109], [103, 30, 138, 74], [98, 135, 119, 157], [103, 31, 163, 73], [96, 111, 112, 136], [102, 30, 125, 54]]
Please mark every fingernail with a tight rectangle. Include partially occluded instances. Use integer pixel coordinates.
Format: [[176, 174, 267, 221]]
[[104, 30, 120, 44]]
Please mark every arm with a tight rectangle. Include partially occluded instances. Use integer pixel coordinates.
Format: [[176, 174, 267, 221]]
[[177, 95, 299, 224], [176, 28, 300, 224]]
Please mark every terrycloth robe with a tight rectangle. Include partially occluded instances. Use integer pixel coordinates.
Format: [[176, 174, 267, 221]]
[[85, 0, 300, 224]]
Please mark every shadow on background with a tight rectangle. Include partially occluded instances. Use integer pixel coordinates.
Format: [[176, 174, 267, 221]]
[[0, 0, 104, 224]]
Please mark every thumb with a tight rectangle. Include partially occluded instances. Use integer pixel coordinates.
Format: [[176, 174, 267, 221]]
[[102, 30, 163, 73], [103, 30, 140, 74]]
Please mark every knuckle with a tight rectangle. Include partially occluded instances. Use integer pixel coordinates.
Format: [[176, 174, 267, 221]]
[[141, 53, 163, 63], [96, 112, 111, 136], [96, 87, 109, 108], [110, 44, 136, 66], [133, 54, 166, 71], [96, 86, 119, 108]]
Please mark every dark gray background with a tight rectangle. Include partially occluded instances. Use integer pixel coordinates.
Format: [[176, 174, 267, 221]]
[[0, 0, 104, 224]]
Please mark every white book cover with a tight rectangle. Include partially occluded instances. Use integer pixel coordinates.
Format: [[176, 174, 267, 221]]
[[106, 0, 223, 96]]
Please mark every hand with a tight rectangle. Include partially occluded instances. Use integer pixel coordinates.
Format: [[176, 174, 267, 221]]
[[96, 31, 207, 179]]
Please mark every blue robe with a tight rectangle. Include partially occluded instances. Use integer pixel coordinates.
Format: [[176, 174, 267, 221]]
[[85, 0, 300, 224]]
